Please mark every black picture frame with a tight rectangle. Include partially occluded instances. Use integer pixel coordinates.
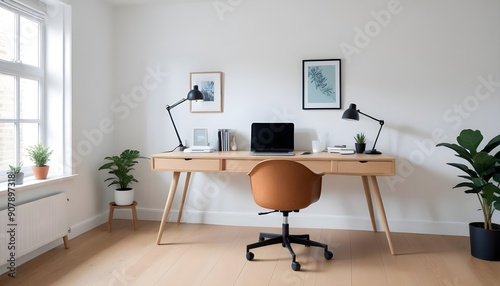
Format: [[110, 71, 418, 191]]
[[302, 59, 341, 110]]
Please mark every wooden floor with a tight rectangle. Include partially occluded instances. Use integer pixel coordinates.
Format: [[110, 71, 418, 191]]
[[1, 220, 499, 286]]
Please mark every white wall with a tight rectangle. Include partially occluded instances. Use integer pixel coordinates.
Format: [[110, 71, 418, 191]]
[[78, 0, 499, 236], [69, 0, 115, 229]]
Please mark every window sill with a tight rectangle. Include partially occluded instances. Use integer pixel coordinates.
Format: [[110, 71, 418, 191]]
[[0, 174, 78, 194]]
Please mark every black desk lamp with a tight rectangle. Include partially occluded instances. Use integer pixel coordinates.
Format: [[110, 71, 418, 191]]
[[165, 85, 204, 151], [342, 103, 384, 155]]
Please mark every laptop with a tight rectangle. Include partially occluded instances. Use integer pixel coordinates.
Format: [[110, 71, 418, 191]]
[[250, 122, 295, 156]]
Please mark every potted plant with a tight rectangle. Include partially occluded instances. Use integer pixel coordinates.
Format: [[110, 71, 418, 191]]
[[26, 143, 53, 179], [98, 149, 141, 206], [7, 163, 24, 185], [354, 133, 366, 153], [436, 129, 500, 261]]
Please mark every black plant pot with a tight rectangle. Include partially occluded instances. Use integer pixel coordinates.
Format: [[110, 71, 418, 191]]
[[469, 222, 500, 261], [355, 143, 366, 154]]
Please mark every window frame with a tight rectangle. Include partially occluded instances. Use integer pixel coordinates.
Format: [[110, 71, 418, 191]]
[[0, 2, 45, 181]]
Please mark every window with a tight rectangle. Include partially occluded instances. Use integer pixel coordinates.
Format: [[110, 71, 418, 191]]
[[0, 1, 45, 179]]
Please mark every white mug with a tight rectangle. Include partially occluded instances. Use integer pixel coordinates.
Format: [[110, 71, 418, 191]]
[[312, 140, 325, 153]]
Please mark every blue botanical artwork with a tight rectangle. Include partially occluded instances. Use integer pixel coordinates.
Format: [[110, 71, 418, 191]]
[[307, 65, 336, 103], [199, 80, 215, 101]]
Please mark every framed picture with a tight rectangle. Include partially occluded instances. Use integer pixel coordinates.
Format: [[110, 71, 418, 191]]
[[302, 59, 341, 109], [190, 71, 223, 113], [193, 128, 208, 146]]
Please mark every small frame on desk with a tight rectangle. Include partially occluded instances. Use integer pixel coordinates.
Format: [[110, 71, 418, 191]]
[[193, 128, 208, 146], [302, 59, 341, 110], [190, 71, 223, 113]]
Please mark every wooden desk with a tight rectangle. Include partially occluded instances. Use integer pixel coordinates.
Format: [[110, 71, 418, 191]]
[[151, 151, 397, 254]]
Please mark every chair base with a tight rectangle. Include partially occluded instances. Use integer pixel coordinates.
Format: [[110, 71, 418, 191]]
[[246, 220, 333, 271]]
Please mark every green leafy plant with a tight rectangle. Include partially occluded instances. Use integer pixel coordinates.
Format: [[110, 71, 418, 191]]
[[26, 143, 53, 167], [98, 149, 141, 190], [8, 163, 23, 174], [436, 129, 500, 230], [354, 133, 366, 144]]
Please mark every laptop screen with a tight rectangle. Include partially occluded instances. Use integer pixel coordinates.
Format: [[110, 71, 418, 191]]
[[251, 122, 294, 152]]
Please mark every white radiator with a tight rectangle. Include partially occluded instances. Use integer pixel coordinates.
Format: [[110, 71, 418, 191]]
[[0, 192, 69, 266]]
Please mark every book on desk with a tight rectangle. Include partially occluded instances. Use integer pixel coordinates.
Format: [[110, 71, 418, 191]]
[[218, 129, 237, 151], [327, 146, 355, 155], [184, 146, 215, 153]]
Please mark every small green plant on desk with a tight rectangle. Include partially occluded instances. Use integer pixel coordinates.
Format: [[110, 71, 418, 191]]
[[354, 133, 366, 153], [354, 133, 366, 144]]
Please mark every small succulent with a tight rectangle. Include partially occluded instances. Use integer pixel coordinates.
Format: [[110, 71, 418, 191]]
[[8, 163, 23, 174], [354, 133, 366, 144]]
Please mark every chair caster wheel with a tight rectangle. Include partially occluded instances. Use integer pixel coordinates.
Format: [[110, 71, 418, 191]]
[[246, 252, 254, 260], [324, 250, 333, 260], [291, 262, 301, 271]]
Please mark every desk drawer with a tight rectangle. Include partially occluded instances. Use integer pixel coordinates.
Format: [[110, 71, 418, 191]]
[[297, 161, 332, 173], [223, 160, 332, 173], [336, 161, 394, 176], [153, 158, 221, 172], [224, 160, 258, 173]]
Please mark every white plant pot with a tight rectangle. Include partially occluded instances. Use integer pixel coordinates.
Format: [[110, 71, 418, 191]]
[[114, 188, 134, 206]]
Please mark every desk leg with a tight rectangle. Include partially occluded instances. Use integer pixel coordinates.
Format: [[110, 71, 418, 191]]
[[156, 171, 181, 245], [177, 172, 192, 223], [369, 176, 395, 255], [361, 176, 377, 232]]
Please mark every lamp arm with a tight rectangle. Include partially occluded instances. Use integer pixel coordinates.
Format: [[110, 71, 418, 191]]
[[371, 120, 384, 151], [166, 107, 184, 150], [358, 110, 384, 152], [165, 98, 188, 151], [358, 110, 382, 123], [166, 98, 187, 110]]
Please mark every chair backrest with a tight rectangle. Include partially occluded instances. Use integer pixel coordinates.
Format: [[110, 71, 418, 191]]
[[248, 160, 324, 211]]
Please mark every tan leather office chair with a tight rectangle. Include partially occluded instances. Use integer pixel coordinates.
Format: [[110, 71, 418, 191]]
[[245, 160, 333, 271]]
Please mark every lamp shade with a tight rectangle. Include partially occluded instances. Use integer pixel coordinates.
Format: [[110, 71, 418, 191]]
[[186, 85, 204, 101], [342, 103, 359, 121]]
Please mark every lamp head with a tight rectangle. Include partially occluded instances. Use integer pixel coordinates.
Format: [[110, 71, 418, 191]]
[[187, 85, 204, 101], [342, 103, 359, 121]]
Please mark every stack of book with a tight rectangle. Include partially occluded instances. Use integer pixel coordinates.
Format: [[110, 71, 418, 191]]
[[184, 146, 214, 153], [218, 129, 235, 151], [327, 146, 355, 155]]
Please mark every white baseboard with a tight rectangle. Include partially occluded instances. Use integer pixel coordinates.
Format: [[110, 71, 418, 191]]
[[112, 207, 470, 237], [68, 212, 108, 238]]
